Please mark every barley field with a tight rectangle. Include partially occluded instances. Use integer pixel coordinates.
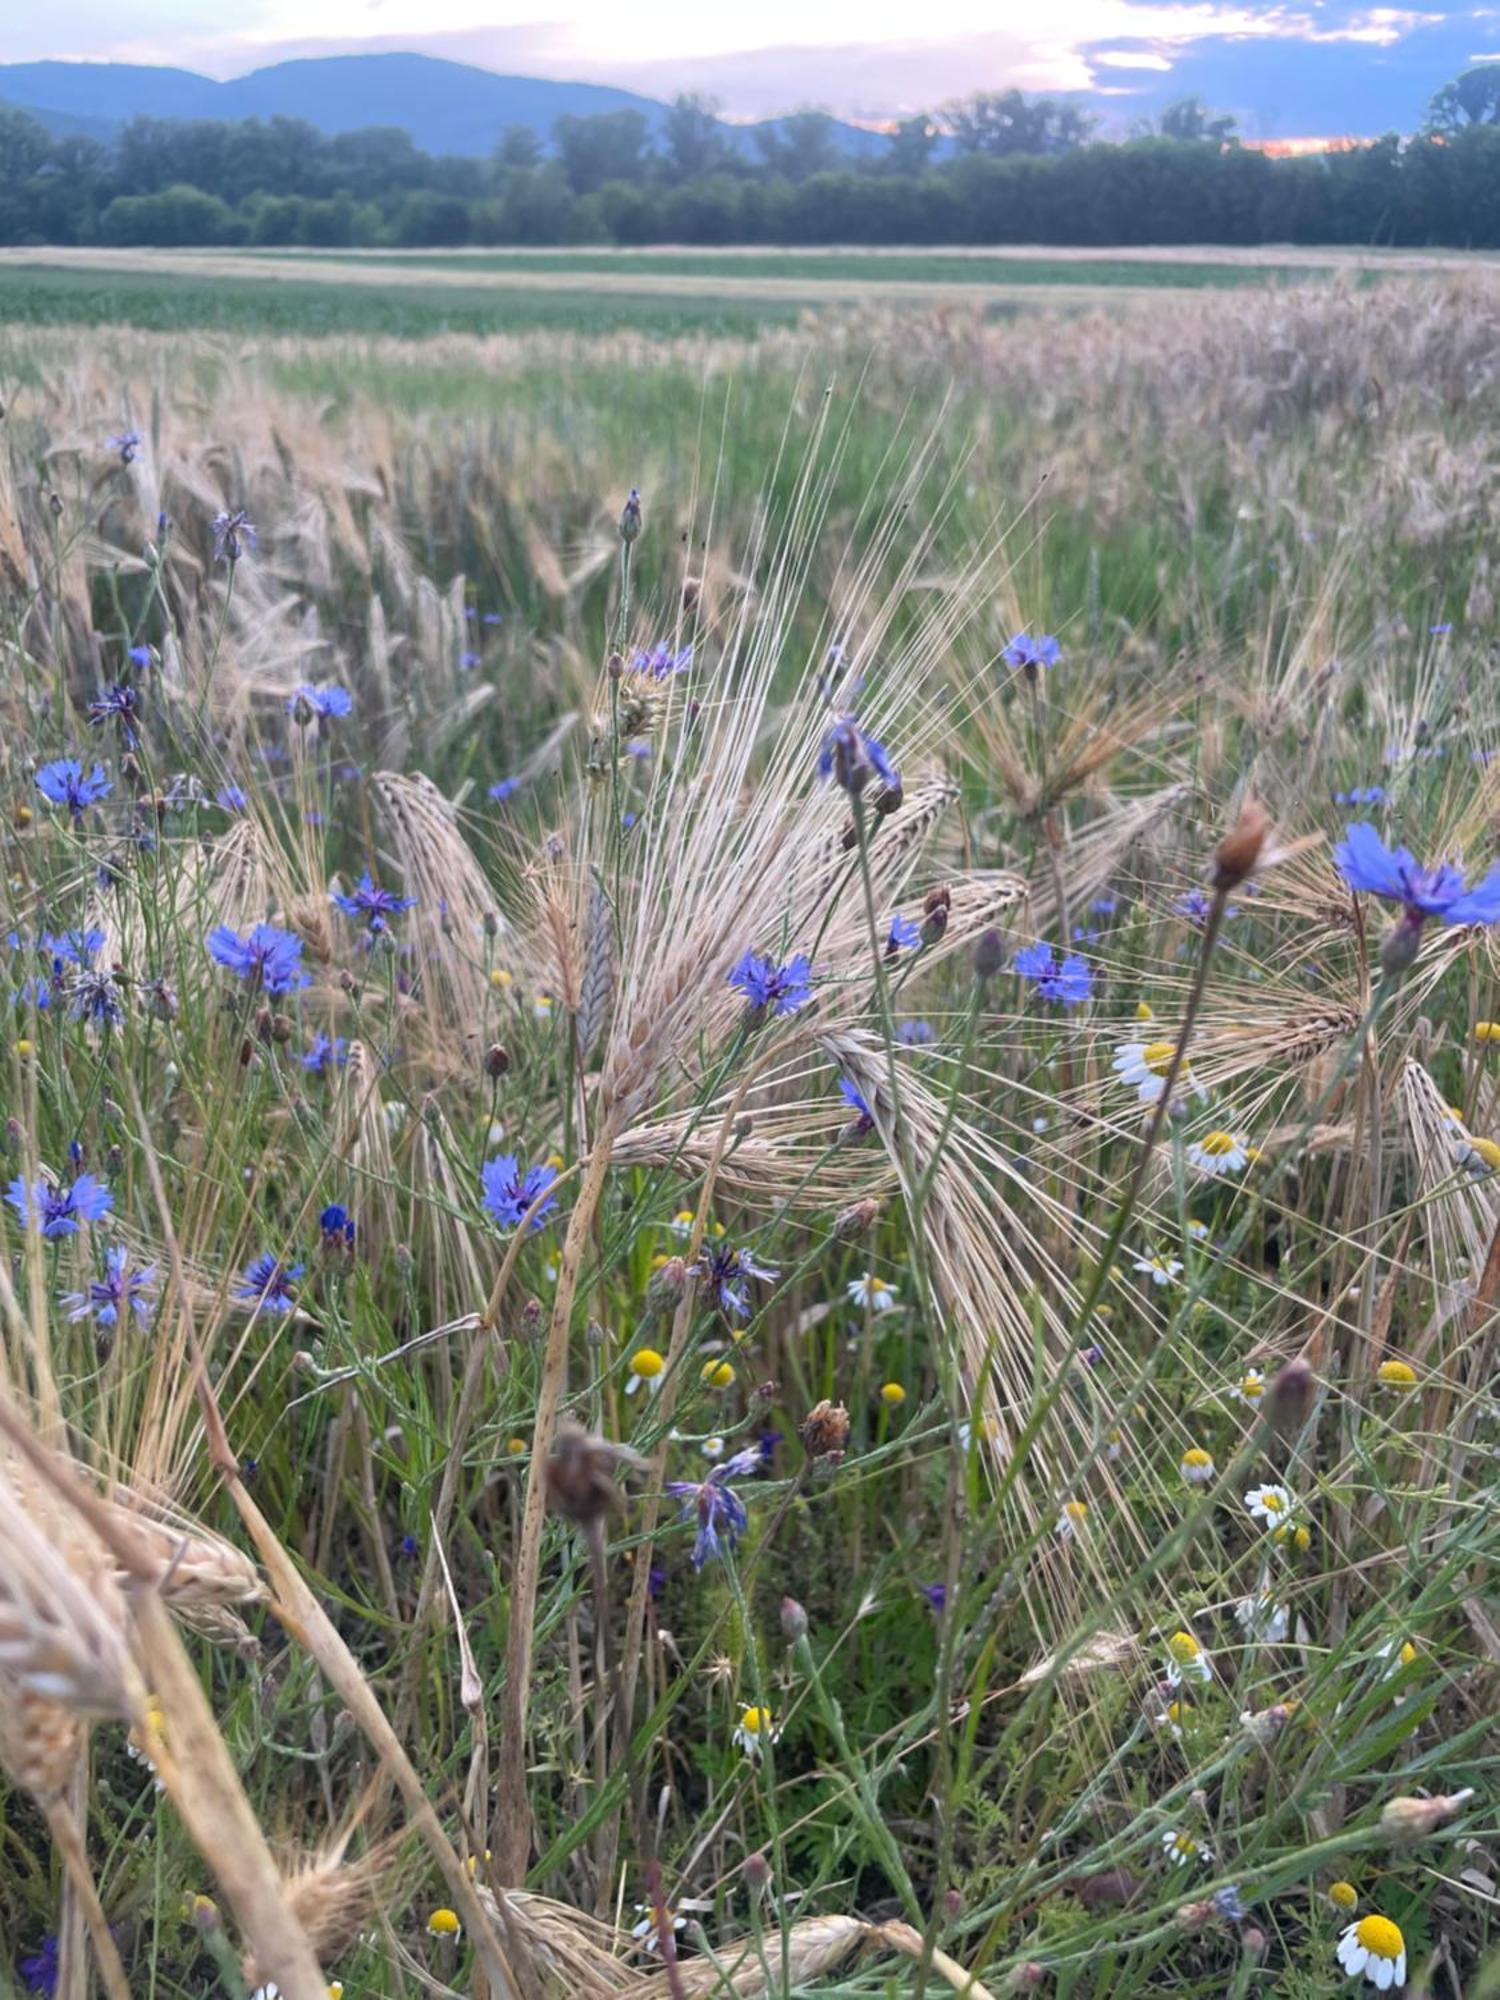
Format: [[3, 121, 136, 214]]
[[0, 270, 1497, 1999]]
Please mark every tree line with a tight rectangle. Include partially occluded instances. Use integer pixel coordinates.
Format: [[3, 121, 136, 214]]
[[4, 75, 1500, 249]]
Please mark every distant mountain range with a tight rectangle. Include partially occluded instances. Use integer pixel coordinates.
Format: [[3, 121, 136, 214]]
[[0, 34, 1485, 158], [0, 54, 884, 161]]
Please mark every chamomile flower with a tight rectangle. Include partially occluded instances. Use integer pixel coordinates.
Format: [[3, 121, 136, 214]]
[[1112, 1038, 1204, 1105], [701, 1436, 724, 1459], [1161, 1828, 1211, 1867], [1376, 1357, 1418, 1389], [1186, 1130, 1254, 1176], [1244, 1483, 1294, 1527], [1235, 1589, 1290, 1644], [880, 1381, 907, 1407], [670, 1209, 697, 1238], [846, 1273, 899, 1311], [1134, 1252, 1183, 1288], [1336, 1913, 1406, 1990], [1378, 1637, 1419, 1678], [1055, 1499, 1090, 1540], [426, 1908, 462, 1940], [1164, 1630, 1212, 1685], [1154, 1697, 1188, 1738], [626, 1347, 665, 1395], [701, 1358, 735, 1389], [1180, 1446, 1215, 1485], [1231, 1369, 1267, 1408], [733, 1704, 776, 1759], [631, 1904, 688, 1953], [1329, 1881, 1359, 1914]]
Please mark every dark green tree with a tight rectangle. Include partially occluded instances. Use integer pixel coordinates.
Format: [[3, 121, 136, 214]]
[[551, 110, 651, 193], [1426, 65, 1500, 131]]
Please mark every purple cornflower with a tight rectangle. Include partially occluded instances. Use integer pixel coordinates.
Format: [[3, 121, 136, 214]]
[[692, 1240, 778, 1320], [1335, 821, 1500, 927], [1175, 888, 1215, 925], [67, 965, 125, 1027], [817, 713, 898, 795], [212, 509, 255, 564], [489, 778, 520, 803], [216, 785, 247, 811], [19, 1935, 59, 1996], [128, 644, 154, 670], [88, 683, 141, 744], [459, 651, 480, 671], [236, 1253, 303, 1313], [728, 950, 812, 1018], [481, 1155, 558, 1232], [206, 923, 310, 994], [920, 1582, 948, 1612], [839, 1075, 874, 1133], [300, 1032, 347, 1073], [886, 913, 921, 955], [35, 759, 112, 820], [41, 929, 105, 974], [1090, 895, 1119, 917], [1013, 943, 1092, 1007], [898, 1019, 936, 1045], [60, 1245, 157, 1328], [1334, 786, 1386, 808], [286, 682, 351, 722], [664, 1447, 760, 1569], [107, 430, 142, 465], [1001, 631, 1062, 673], [331, 871, 415, 934], [6, 1173, 113, 1238], [632, 641, 693, 678], [319, 1202, 356, 1247]]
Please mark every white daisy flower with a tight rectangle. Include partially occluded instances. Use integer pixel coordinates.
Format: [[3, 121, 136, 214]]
[[1186, 1130, 1253, 1175], [1154, 1698, 1188, 1739], [631, 1905, 688, 1954], [1055, 1499, 1090, 1540], [1164, 1629, 1213, 1684], [1230, 1369, 1266, 1407], [845, 1273, 899, 1311], [1180, 1446, 1215, 1485], [1112, 1038, 1205, 1105], [1235, 1590, 1290, 1644], [1377, 1637, 1419, 1679], [1244, 1483, 1294, 1526], [1187, 1219, 1211, 1243], [701, 1435, 724, 1459], [625, 1346, 665, 1396], [669, 1209, 696, 1239], [533, 990, 556, 1021], [1134, 1253, 1183, 1288], [733, 1705, 777, 1759], [1336, 1914, 1406, 1990], [1161, 1827, 1211, 1867]]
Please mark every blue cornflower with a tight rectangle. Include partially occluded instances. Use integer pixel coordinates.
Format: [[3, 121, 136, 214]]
[[128, 644, 154, 670], [60, 1245, 157, 1328], [396, 1532, 419, 1558], [1090, 895, 1119, 917], [1336, 821, 1500, 927], [332, 871, 416, 934], [839, 1075, 874, 1133], [6, 1173, 113, 1238], [1430, 621, 1453, 637], [633, 641, 693, 678], [898, 1019, 936, 1045], [319, 1202, 356, 1247], [236, 1253, 303, 1313], [489, 778, 520, 802], [481, 1155, 558, 1232], [459, 651, 480, 670], [107, 430, 141, 465], [920, 1582, 948, 1612], [886, 913, 921, 955], [211, 509, 255, 564], [216, 785, 247, 811], [286, 682, 351, 721], [664, 1447, 760, 1569], [41, 929, 105, 974], [692, 1241, 778, 1320], [88, 683, 141, 743], [1014, 943, 1092, 1007], [206, 923, 311, 994], [19, 1934, 59, 1996], [300, 1033, 348, 1073], [482, 612, 503, 627], [817, 713, 899, 795], [1334, 785, 1386, 807], [1212, 1884, 1248, 1924], [35, 759, 112, 820], [728, 950, 813, 1018], [1002, 631, 1062, 673]]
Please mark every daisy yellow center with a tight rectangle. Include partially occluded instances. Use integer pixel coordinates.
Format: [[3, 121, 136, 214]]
[[1476, 1021, 1500, 1042], [1329, 1881, 1358, 1911], [1165, 1701, 1184, 1723], [1167, 1631, 1200, 1663], [1240, 1375, 1264, 1398], [1293, 1525, 1312, 1552], [1472, 1136, 1500, 1169], [881, 1381, 906, 1405], [489, 967, 513, 988], [870, 1276, 888, 1292], [1354, 1915, 1403, 1959], [1198, 1131, 1237, 1156], [427, 1908, 461, 1937], [1398, 1640, 1417, 1666], [507, 1436, 526, 1454], [703, 1360, 735, 1388], [1261, 1491, 1285, 1512], [631, 1348, 665, 1378], [1377, 1359, 1417, 1386], [1142, 1040, 1176, 1075], [740, 1706, 769, 1733], [674, 1210, 695, 1226], [1063, 1500, 1089, 1523], [1182, 1448, 1213, 1470], [1171, 1833, 1196, 1855], [1136, 1000, 1154, 1021]]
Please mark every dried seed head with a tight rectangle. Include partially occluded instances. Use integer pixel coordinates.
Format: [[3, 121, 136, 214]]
[[1379, 1790, 1475, 1841], [483, 1043, 510, 1079], [1072, 1870, 1144, 1911], [799, 1399, 850, 1460], [833, 1198, 882, 1238], [742, 1851, 772, 1894], [780, 1595, 809, 1642], [544, 1422, 635, 1526], [1269, 1356, 1317, 1440], [1213, 800, 1273, 892], [972, 928, 1006, 980]]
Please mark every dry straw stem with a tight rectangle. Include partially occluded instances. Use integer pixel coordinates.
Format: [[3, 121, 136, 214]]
[[642, 1916, 999, 1998]]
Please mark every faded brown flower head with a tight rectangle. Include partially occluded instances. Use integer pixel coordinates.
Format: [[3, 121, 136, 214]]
[[543, 1422, 639, 1526], [1213, 799, 1273, 892], [799, 1399, 850, 1460]]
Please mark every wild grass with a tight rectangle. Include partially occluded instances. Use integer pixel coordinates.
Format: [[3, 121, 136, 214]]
[[0, 274, 1496, 1997]]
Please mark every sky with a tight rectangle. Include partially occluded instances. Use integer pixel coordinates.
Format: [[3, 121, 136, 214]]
[[0, 0, 1486, 121]]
